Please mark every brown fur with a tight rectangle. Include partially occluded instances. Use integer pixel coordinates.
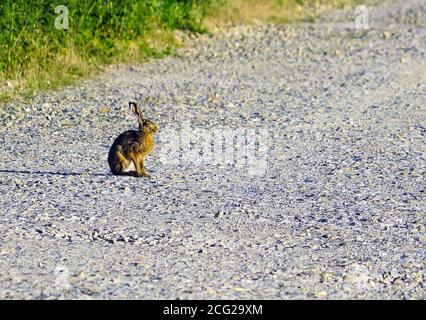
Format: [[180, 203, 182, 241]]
[[108, 102, 158, 177]]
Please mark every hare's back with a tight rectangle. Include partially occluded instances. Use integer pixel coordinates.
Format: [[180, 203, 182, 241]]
[[111, 130, 139, 150]]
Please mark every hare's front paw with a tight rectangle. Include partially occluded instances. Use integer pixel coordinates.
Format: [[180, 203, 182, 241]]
[[136, 171, 150, 178]]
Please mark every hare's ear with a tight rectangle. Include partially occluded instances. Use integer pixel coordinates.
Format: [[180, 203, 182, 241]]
[[137, 105, 145, 120], [129, 101, 141, 118]]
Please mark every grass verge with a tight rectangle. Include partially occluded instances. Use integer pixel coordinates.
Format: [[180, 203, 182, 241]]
[[1, 0, 367, 103], [203, 0, 370, 28]]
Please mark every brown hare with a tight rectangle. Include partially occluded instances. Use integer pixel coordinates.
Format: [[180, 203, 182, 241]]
[[108, 101, 158, 177]]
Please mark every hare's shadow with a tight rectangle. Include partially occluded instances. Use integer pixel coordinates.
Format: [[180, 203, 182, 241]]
[[0, 169, 108, 177], [0, 169, 152, 177]]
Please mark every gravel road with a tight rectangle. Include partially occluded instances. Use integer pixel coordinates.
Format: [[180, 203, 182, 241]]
[[1, 0, 425, 299]]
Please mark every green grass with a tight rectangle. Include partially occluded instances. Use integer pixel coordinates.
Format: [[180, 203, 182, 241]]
[[0, 0, 212, 102], [0, 0, 368, 103]]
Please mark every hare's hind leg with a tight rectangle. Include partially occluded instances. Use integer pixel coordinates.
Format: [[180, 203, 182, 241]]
[[116, 151, 135, 174], [121, 159, 136, 173]]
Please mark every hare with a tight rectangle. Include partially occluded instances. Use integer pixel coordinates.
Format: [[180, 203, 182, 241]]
[[108, 101, 158, 177]]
